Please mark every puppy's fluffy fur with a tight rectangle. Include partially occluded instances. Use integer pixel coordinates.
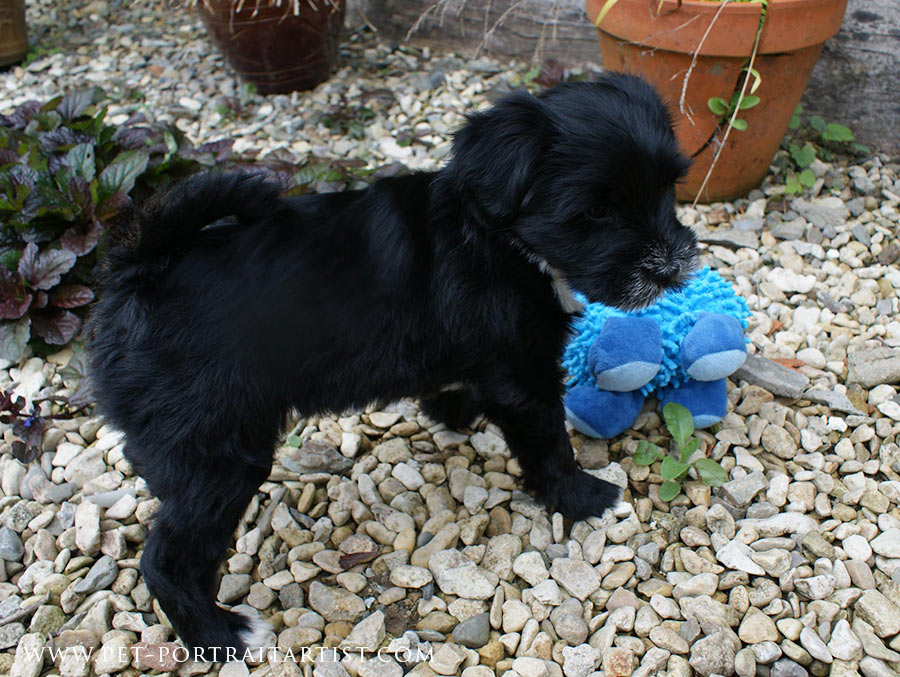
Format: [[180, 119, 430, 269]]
[[89, 74, 697, 652]]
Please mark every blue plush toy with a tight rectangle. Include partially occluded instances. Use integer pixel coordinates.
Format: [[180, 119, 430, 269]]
[[563, 267, 750, 439]]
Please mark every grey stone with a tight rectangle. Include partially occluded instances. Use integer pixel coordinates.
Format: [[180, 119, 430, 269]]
[[720, 472, 769, 507], [562, 644, 601, 677], [856, 590, 900, 638], [340, 611, 386, 651], [10, 633, 44, 677], [828, 619, 862, 661], [848, 348, 900, 388], [0, 622, 25, 650], [549, 558, 601, 601], [279, 582, 305, 609], [429, 549, 499, 600], [733, 355, 810, 399], [0, 526, 24, 561], [72, 555, 118, 594], [217, 573, 251, 604], [308, 581, 366, 622], [734, 217, 764, 232], [772, 219, 807, 240], [852, 223, 872, 246], [860, 657, 898, 677], [0, 595, 22, 622], [1, 503, 34, 532], [281, 440, 353, 475], [871, 528, 900, 557], [791, 196, 850, 229], [804, 388, 865, 414], [693, 224, 759, 250], [689, 632, 736, 676], [770, 658, 808, 677], [451, 612, 490, 648]]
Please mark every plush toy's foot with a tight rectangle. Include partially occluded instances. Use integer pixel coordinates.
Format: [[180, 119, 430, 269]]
[[681, 313, 747, 382], [588, 316, 662, 392], [659, 378, 727, 428], [564, 385, 645, 439]]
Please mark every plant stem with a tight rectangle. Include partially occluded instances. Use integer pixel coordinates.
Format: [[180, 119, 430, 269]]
[[692, 0, 767, 206]]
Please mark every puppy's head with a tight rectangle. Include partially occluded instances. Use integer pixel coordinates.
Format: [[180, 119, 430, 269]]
[[446, 73, 698, 310]]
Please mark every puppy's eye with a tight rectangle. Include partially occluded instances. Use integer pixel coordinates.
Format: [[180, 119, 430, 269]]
[[585, 205, 609, 221]]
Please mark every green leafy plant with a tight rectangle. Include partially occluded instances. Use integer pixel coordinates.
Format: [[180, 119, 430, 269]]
[[707, 70, 761, 133], [633, 402, 728, 501], [781, 104, 867, 195], [20, 44, 62, 69], [0, 89, 232, 362]]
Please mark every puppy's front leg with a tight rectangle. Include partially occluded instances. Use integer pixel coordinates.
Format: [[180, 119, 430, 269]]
[[483, 392, 620, 520]]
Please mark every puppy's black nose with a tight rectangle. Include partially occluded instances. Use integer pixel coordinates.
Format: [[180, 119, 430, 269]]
[[645, 262, 684, 288]]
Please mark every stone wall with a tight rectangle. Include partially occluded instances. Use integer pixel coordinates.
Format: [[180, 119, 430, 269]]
[[348, 0, 899, 154]]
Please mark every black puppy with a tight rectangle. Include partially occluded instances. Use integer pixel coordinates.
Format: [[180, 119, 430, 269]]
[[89, 74, 697, 653]]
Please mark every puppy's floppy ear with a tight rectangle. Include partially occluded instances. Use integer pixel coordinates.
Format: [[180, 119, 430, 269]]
[[445, 91, 555, 226]]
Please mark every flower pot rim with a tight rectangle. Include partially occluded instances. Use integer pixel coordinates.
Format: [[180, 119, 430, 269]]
[[587, 0, 848, 56]]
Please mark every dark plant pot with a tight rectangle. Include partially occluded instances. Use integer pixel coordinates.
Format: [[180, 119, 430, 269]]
[[586, 0, 849, 202], [197, 0, 345, 95], [0, 0, 27, 68]]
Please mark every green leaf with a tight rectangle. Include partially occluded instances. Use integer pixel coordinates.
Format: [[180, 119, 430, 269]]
[[707, 97, 728, 116], [738, 95, 760, 110], [731, 118, 748, 131], [663, 402, 693, 448], [784, 175, 802, 195], [799, 168, 816, 188], [809, 115, 827, 133], [693, 458, 728, 487], [634, 441, 663, 466], [823, 122, 854, 143], [680, 437, 700, 464], [658, 481, 681, 502], [794, 104, 804, 115], [97, 150, 148, 202], [851, 142, 870, 155], [67, 143, 95, 182], [790, 143, 816, 168], [660, 456, 691, 481], [522, 66, 540, 85]]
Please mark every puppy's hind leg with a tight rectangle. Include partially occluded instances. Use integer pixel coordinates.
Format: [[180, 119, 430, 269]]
[[481, 384, 620, 521], [139, 448, 273, 656], [420, 385, 483, 430]]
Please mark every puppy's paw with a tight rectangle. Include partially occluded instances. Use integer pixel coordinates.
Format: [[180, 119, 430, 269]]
[[535, 469, 620, 521]]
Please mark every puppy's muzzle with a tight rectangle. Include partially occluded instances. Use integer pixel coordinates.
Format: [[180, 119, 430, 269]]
[[640, 233, 699, 292]]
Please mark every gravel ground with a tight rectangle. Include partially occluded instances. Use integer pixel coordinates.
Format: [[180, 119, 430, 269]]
[[4, 1, 900, 677]]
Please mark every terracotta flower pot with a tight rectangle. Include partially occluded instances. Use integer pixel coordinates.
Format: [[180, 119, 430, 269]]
[[586, 0, 848, 202], [0, 0, 28, 68], [197, 0, 345, 95]]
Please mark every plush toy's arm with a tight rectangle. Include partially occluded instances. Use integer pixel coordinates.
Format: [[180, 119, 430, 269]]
[[589, 316, 662, 392], [681, 313, 747, 382]]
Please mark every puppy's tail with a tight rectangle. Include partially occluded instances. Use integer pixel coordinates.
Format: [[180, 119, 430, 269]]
[[102, 171, 281, 277]]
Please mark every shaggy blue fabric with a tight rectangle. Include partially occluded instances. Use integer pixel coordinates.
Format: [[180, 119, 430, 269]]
[[659, 378, 727, 429], [563, 267, 750, 397]]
